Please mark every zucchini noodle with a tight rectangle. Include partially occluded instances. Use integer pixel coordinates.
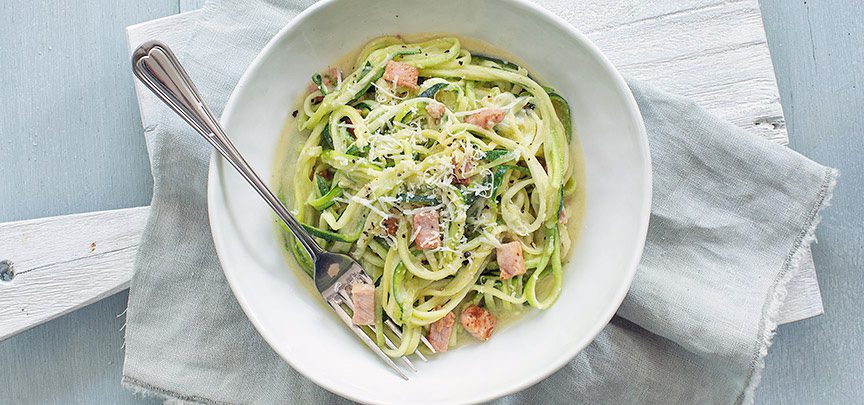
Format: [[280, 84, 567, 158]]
[[279, 36, 581, 356]]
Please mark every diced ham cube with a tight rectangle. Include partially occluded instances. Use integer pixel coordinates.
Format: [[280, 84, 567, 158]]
[[460, 305, 496, 341], [558, 206, 568, 224], [382, 216, 399, 236], [413, 210, 440, 250], [464, 109, 506, 129], [426, 102, 445, 119], [383, 61, 419, 89], [496, 241, 526, 280], [326, 66, 342, 82], [351, 283, 376, 326], [427, 311, 456, 352]]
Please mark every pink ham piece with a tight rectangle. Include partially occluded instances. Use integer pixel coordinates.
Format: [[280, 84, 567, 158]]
[[496, 241, 526, 280], [350, 283, 376, 326], [460, 305, 496, 341], [383, 61, 419, 89], [464, 109, 506, 129], [412, 210, 441, 250], [427, 311, 456, 352], [425, 102, 445, 119], [558, 206, 568, 224], [382, 216, 399, 236]]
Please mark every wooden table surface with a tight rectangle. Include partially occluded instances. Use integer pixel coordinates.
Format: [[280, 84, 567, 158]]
[[1, 0, 861, 403]]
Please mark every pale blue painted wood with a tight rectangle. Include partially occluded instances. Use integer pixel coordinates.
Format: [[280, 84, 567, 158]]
[[0, 1, 174, 223], [0, 0, 177, 404], [0, 292, 158, 404], [756, 0, 864, 403], [0, 0, 861, 404], [179, 0, 206, 13]]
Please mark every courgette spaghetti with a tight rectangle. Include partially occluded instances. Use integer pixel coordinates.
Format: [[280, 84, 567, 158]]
[[279, 36, 581, 356]]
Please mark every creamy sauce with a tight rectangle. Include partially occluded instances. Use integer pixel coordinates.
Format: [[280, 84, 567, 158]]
[[270, 34, 587, 346]]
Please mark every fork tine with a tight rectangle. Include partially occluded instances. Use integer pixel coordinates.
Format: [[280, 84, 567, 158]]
[[354, 271, 431, 360], [328, 299, 408, 380], [382, 334, 418, 372], [419, 335, 436, 355], [337, 289, 416, 371], [385, 319, 433, 360], [384, 319, 437, 354], [358, 272, 371, 282], [414, 349, 428, 362]]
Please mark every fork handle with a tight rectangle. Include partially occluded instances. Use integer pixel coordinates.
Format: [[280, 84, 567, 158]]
[[131, 40, 322, 260]]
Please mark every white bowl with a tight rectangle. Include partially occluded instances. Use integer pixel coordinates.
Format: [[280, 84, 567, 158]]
[[208, 0, 651, 403]]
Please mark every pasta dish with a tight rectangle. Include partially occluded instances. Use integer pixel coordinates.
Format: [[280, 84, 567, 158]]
[[280, 36, 581, 356]]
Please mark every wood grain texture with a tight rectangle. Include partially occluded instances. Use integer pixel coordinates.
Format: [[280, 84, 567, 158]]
[[179, 0, 206, 12], [0, 1, 178, 404], [0, 1, 170, 224], [0, 290, 159, 405], [0, 207, 149, 341], [544, 0, 788, 143], [776, 247, 824, 325], [756, 0, 864, 403]]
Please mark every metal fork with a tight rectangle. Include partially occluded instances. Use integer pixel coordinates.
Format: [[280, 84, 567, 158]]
[[130, 41, 435, 379]]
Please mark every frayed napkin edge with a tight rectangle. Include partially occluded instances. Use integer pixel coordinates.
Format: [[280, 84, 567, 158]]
[[737, 166, 838, 405], [122, 375, 227, 405]]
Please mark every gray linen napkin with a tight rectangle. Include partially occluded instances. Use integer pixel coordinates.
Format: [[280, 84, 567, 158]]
[[122, 1, 837, 403]]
